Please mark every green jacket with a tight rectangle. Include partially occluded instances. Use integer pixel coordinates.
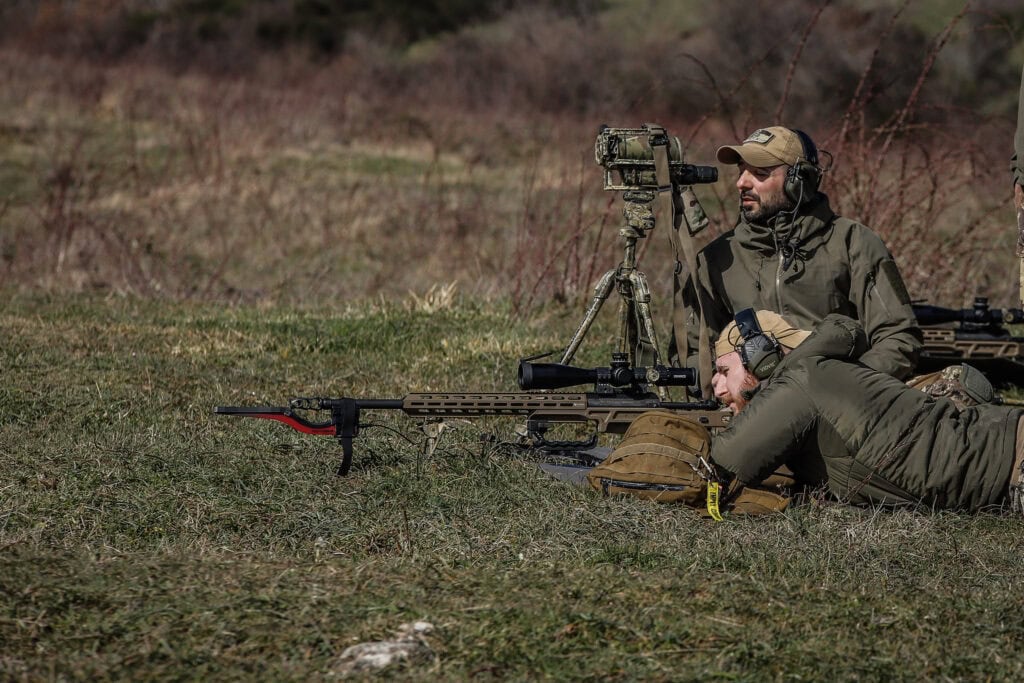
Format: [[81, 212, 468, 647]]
[[680, 193, 921, 379], [1014, 63, 1024, 187], [710, 315, 1019, 511]]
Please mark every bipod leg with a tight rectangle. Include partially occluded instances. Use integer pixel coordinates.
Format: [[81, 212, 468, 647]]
[[332, 399, 359, 476], [561, 268, 618, 365], [418, 419, 447, 478]]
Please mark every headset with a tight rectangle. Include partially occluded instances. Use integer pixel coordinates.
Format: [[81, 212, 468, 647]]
[[782, 129, 822, 205], [733, 308, 783, 380]]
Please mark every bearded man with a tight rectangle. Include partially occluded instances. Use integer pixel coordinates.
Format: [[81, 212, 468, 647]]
[[677, 127, 921, 385]]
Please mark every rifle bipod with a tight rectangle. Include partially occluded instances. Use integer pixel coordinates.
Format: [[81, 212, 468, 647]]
[[215, 397, 402, 476]]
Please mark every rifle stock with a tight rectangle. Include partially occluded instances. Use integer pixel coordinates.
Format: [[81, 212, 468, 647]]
[[215, 392, 729, 476]]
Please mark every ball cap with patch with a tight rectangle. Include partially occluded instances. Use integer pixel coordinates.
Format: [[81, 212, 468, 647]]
[[716, 126, 808, 168]]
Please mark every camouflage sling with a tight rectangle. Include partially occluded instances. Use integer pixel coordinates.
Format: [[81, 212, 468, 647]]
[[1017, 182, 1024, 306]]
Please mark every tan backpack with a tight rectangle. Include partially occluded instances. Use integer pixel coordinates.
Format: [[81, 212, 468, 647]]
[[587, 410, 710, 505], [587, 410, 790, 515]]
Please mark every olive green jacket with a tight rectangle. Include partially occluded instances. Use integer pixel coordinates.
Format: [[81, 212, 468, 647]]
[[680, 193, 921, 380], [1014, 63, 1024, 187], [710, 315, 1019, 511]]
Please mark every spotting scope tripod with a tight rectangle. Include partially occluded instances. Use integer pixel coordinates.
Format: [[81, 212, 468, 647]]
[[559, 125, 717, 383]]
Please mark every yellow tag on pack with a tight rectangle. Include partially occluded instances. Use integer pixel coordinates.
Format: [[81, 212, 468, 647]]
[[706, 482, 724, 521]]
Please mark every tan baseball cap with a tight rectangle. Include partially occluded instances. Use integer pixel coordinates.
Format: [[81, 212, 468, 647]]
[[716, 126, 807, 168], [714, 310, 812, 359]]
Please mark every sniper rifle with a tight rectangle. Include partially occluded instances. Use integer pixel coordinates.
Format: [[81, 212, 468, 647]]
[[914, 297, 1024, 384], [214, 352, 730, 476]]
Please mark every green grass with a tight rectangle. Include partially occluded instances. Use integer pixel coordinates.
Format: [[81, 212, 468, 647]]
[[2, 293, 1023, 680]]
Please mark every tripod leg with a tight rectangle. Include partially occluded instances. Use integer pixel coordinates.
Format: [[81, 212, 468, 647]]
[[561, 268, 617, 365], [626, 270, 661, 368], [617, 287, 635, 359]]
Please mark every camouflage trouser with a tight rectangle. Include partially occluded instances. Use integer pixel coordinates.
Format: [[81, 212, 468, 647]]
[[1011, 415, 1024, 515]]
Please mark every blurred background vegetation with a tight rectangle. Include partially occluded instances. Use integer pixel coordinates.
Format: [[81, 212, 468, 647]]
[[5, 0, 1021, 120], [1, 0, 1023, 309]]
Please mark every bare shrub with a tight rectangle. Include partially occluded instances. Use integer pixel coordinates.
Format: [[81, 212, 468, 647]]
[[507, 150, 609, 312], [819, 5, 1013, 304], [373, 0, 1024, 310]]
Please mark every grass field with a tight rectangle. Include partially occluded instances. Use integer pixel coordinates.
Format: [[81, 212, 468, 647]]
[[2, 294, 1023, 680]]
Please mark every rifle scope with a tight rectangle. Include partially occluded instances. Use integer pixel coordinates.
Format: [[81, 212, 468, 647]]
[[913, 297, 1024, 328], [518, 356, 696, 392]]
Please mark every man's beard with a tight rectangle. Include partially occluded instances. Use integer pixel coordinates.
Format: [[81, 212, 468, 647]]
[[740, 190, 796, 224], [726, 375, 761, 414]]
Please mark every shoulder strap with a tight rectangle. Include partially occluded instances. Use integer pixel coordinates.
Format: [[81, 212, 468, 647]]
[[648, 125, 713, 398]]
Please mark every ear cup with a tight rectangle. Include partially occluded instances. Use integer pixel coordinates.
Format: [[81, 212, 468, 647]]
[[783, 161, 821, 203], [783, 129, 822, 204], [739, 334, 783, 380], [733, 308, 783, 380]]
